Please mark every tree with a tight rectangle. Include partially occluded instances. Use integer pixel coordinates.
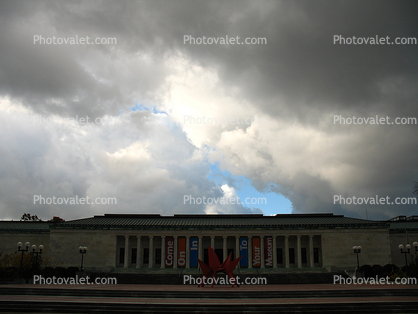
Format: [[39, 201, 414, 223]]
[[47, 216, 65, 223], [20, 213, 42, 221]]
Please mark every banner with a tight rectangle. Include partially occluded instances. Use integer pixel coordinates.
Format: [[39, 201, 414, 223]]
[[165, 237, 174, 268], [190, 237, 198, 267], [265, 237, 273, 267], [240, 238, 248, 267], [253, 237, 261, 267], [178, 237, 186, 267]]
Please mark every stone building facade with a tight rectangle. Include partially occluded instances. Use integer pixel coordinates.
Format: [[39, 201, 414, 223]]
[[1, 213, 417, 273]]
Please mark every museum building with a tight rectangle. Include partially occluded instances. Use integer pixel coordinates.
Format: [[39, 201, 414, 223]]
[[2, 213, 416, 272]]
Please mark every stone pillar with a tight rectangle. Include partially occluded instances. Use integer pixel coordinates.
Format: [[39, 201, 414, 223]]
[[309, 235, 314, 268], [297, 235, 302, 269], [161, 236, 166, 269], [273, 236, 277, 268], [198, 236, 203, 260], [285, 235, 290, 268], [136, 236, 142, 269], [124, 235, 129, 268], [186, 236, 190, 269], [148, 236, 154, 268], [248, 236, 253, 269], [210, 236, 215, 249], [260, 235, 265, 268], [235, 236, 240, 262], [173, 236, 178, 269], [223, 236, 227, 260]]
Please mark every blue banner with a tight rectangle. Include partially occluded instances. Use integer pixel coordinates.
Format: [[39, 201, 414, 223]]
[[240, 238, 248, 267], [190, 237, 198, 267]]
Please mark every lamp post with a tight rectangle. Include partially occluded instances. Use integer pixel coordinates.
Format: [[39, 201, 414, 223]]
[[17, 242, 30, 276], [31, 244, 44, 270], [413, 242, 418, 253], [353, 246, 361, 278], [399, 244, 411, 276], [79, 246, 87, 271]]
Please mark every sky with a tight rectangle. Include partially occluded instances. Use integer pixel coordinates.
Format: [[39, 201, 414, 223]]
[[0, 0, 417, 221]]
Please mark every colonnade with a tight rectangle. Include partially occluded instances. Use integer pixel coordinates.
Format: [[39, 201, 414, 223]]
[[119, 234, 320, 269]]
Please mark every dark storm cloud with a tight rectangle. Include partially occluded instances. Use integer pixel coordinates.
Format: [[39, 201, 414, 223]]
[[0, 0, 417, 220]]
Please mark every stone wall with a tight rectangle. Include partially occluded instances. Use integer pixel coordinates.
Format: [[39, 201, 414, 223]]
[[389, 231, 418, 267], [49, 229, 117, 271], [321, 228, 391, 270], [0, 232, 51, 260]]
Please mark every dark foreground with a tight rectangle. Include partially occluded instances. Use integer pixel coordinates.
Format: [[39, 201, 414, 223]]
[[0, 283, 417, 313]]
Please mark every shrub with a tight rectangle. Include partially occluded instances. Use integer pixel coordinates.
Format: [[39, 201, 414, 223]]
[[359, 265, 373, 278]]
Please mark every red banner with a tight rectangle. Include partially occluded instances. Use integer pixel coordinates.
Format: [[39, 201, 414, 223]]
[[265, 237, 273, 267], [178, 237, 186, 267], [253, 238, 261, 267], [165, 237, 174, 268]]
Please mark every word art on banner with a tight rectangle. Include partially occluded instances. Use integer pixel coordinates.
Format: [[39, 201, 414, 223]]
[[165, 237, 174, 268], [190, 238, 198, 267], [239, 238, 248, 267], [265, 237, 273, 267], [240, 238, 248, 267], [178, 237, 186, 267], [253, 238, 261, 267]]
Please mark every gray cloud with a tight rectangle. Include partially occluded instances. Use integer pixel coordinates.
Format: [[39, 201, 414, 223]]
[[0, 0, 417, 220]]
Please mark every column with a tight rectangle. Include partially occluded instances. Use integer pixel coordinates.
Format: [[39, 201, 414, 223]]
[[248, 236, 253, 269], [124, 235, 129, 268], [297, 235, 302, 269], [235, 236, 240, 263], [223, 236, 227, 260], [186, 236, 190, 269], [309, 235, 314, 268], [260, 235, 265, 268], [285, 235, 290, 268], [148, 236, 154, 268], [136, 236, 142, 269], [173, 236, 178, 269], [273, 236, 277, 268], [210, 236, 215, 249], [161, 236, 166, 269], [198, 236, 203, 260]]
